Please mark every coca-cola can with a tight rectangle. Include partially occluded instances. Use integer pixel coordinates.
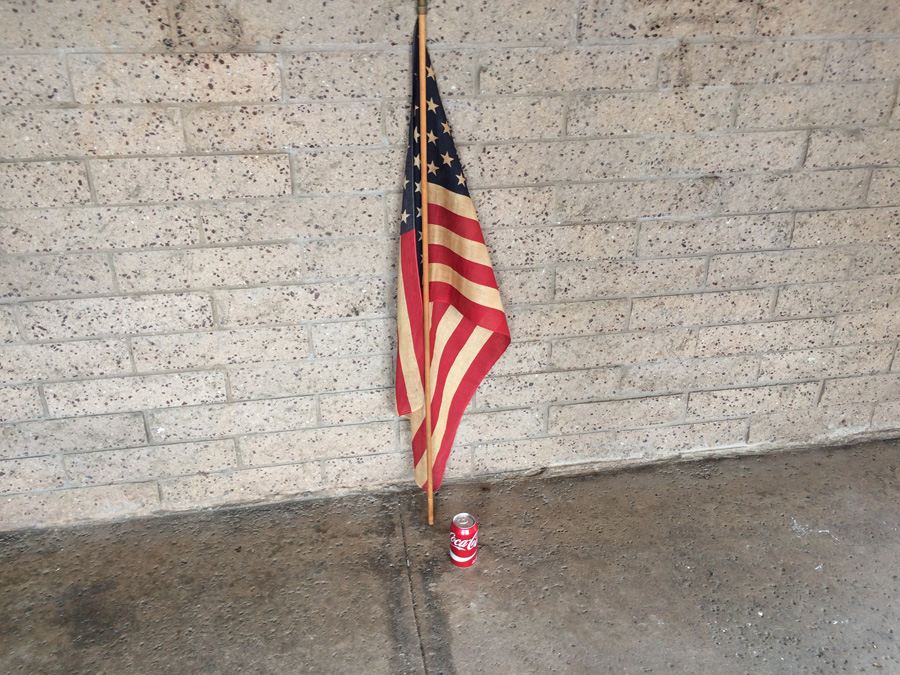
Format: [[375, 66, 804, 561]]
[[449, 512, 478, 567]]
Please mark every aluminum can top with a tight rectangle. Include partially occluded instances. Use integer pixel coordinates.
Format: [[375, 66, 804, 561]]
[[452, 513, 476, 529]]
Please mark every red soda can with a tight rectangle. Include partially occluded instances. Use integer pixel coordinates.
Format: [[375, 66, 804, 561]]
[[449, 512, 478, 567]]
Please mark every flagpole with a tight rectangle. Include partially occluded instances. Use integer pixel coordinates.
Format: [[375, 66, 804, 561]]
[[417, 0, 435, 526]]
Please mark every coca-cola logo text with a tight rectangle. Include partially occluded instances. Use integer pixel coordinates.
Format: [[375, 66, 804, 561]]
[[450, 533, 478, 550]]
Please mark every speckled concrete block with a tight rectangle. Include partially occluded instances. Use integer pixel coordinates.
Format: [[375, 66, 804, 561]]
[[19, 294, 213, 341], [807, 128, 900, 169], [91, 154, 291, 204], [157, 463, 320, 511], [717, 170, 869, 214], [551, 328, 695, 370], [132, 327, 310, 371], [228, 355, 392, 399], [0, 340, 130, 386], [311, 319, 392, 358], [318, 388, 395, 426], [184, 103, 383, 153], [695, 318, 835, 357], [479, 47, 658, 94], [0, 108, 185, 160], [659, 41, 827, 87], [549, 394, 685, 434], [477, 367, 620, 409], [824, 39, 900, 81], [116, 238, 390, 292], [618, 419, 748, 456], [873, 402, 900, 430], [0, 162, 91, 209], [284, 51, 408, 100], [620, 355, 760, 395], [487, 223, 637, 268], [775, 277, 900, 318], [792, 207, 900, 248], [555, 177, 724, 222], [868, 168, 900, 207], [736, 83, 895, 129], [568, 88, 736, 137], [198, 195, 385, 243], [45, 372, 228, 417], [0, 253, 115, 301], [0, 413, 146, 460], [213, 279, 388, 327], [759, 344, 893, 383], [0, 455, 66, 494], [69, 53, 282, 104], [508, 299, 629, 339], [638, 214, 792, 257], [555, 257, 706, 300], [472, 433, 618, 473], [0, 310, 16, 343], [65, 440, 237, 486], [821, 373, 900, 406], [489, 341, 551, 376], [706, 249, 852, 289], [0, 204, 201, 254], [469, 187, 554, 229], [494, 268, 553, 305], [748, 403, 872, 443], [429, 0, 576, 44], [757, 0, 900, 36], [242, 422, 396, 466], [292, 147, 404, 193], [579, 0, 757, 40], [147, 397, 316, 443], [688, 382, 820, 420], [833, 309, 900, 345], [0, 386, 43, 424], [0, 55, 71, 107], [631, 289, 773, 329], [0, 0, 170, 50], [454, 408, 543, 446], [1, 482, 159, 530]]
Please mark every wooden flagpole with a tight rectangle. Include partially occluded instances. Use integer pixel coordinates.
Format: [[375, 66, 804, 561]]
[[417, 0, 435, 526]]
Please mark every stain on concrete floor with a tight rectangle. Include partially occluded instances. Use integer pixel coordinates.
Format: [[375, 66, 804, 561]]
[[1, 441, 898, 673]]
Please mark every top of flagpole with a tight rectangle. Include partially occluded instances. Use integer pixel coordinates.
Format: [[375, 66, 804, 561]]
[[417, 0, 427, 14]]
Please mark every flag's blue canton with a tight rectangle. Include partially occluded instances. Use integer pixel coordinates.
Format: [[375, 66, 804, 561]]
[[401, 27, 471, 274]]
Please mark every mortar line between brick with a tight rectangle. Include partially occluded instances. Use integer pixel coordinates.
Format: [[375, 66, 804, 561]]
[[397, 509, 431, 675], [60, 52, 78, 106], [861, 167, 876, 205], [2, 33, 900, 58], [35, 384, 50, 417]]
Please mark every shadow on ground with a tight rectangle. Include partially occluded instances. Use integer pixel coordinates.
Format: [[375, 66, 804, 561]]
[[1, 441, 898, 673]]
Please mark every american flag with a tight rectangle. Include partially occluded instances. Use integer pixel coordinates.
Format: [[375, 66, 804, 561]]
[[395, 24, 510, 491]]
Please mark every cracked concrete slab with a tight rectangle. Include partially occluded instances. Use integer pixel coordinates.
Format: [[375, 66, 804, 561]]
[[1, 440, 898, 673]]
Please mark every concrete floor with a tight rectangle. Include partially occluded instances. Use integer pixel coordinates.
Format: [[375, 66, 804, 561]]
[[1, 441, 898, 674]]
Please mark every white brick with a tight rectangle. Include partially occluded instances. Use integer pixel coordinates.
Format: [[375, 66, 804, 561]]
[[243, 422, 396, 466], [148, 397, 316, 443], [45, 372, 227, 417], [550, 395, 685, 434], [66, 440, 237, 486]]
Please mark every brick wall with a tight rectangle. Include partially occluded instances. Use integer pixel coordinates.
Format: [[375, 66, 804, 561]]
[[2, 0, 899, 530]]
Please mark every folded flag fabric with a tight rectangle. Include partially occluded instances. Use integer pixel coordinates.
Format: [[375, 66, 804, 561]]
[[395, 24, 511, 491]]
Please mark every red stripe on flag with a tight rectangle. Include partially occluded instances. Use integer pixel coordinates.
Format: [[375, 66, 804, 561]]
[[430, 330, 510, 490], [428, 244, 500, 287], [429, 203, 485, 243], [430, 282, 510, 336]]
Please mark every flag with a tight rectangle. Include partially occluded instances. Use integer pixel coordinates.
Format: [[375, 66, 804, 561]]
[[395, 24, 510, 492]]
